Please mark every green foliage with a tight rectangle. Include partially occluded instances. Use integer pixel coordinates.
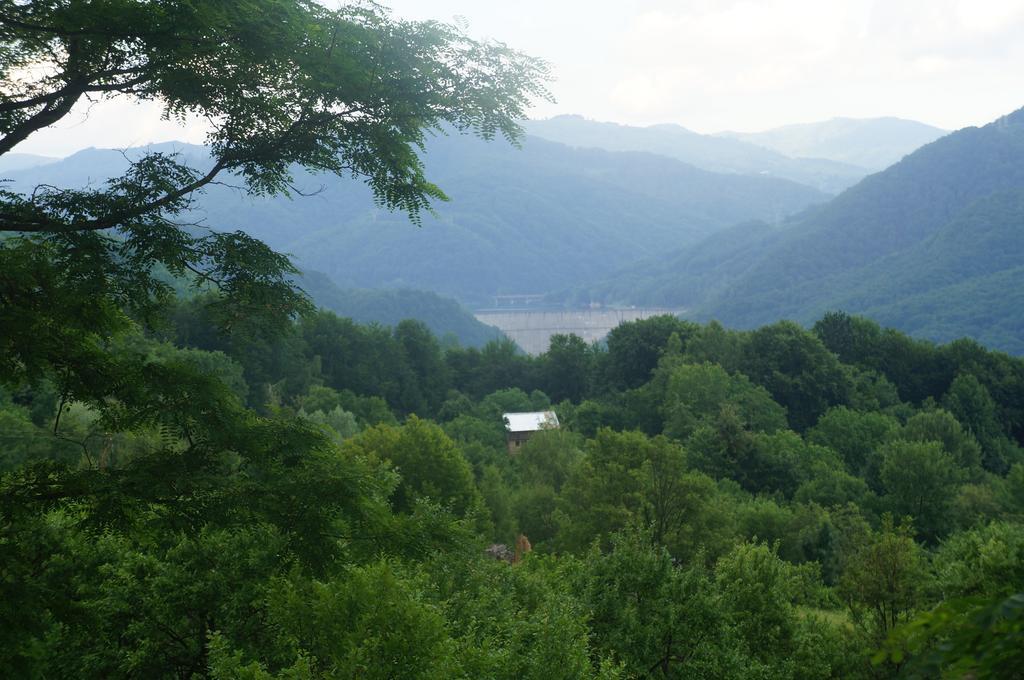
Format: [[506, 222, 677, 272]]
[[879, 593, 1024, 679], [514, 429, 585, 492], [932, 522, 1024, 600], [437, 556, 619, 679], [944, 373, 1017, 474], [808, 406, 899, 476], [740, 321, 852, 431], [1, 0, 549, 434], [4, 304, 1022, 677], [661, 362, 787, 440], [264, 561, 458, 678], [584, 529, 745, 678], [605, 315, 699, 390], [715, 542, 800, 666], [23, 2, 1024, 677], [901, 408, 983, 473], [839, 516, 927, 651], [301, 406, 360, 444], [539, 334, 594, 403], [880, 441, 960, 542], [6, 212, 1024, 680], [341, 416, 478, 517]]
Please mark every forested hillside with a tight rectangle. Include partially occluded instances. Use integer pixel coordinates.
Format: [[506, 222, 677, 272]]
[[719, 117, 947, 171], [523, 115, 867, 193], [5, 304, 1024, 677], [299, 271, 505, 348], [585, 106, 1024, 354], [4, 133, 826, 307]]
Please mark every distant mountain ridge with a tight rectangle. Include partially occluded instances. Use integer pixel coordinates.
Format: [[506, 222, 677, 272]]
[[523, 115, 870, 193], [718, 117, 947, 171], [4, 132, 827, 307], [12, 109, 1003, 352], [0, 152, 58, 173], [583, 106, 1024, 354]]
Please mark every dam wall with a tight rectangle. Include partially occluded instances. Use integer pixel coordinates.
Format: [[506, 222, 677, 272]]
[[474, 308, 681, 355]]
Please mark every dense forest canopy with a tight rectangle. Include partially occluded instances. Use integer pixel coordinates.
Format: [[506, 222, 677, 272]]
[[2, 2, 1023, 679], [4, 300, 1024, 677]]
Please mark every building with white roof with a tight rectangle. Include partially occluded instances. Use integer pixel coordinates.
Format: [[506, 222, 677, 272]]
[[502, 411, 559, 454]]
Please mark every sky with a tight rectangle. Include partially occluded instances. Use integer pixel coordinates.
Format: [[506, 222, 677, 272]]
[[15, 0, 1024, 157]]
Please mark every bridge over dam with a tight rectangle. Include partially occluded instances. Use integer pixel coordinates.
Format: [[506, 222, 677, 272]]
[[473, 308, 683, 355]]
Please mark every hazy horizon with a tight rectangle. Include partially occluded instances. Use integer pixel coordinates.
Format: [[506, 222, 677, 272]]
[[11, 0, 1024, 157]]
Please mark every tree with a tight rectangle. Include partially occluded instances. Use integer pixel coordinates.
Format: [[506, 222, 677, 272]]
[[604, 316, 698, 390], [880, 592, 1024, 679], [540, 334, 592, 403], [584, 529, 742, 678], [714, 542, 800, 667], [901, 409, 983, 474], [807, 406, 900, 476], [943, 373, 1015, 474], [556, 429, 648, 551], [342, 416, 478, 517], [260, 560, 460, 679], [515, 429, 585, 493], [931, 522, 1024, 600], [880, 440, 960, 542], [661, 361, 787, 441], [813, 312, 881, 368], [435, 555, 618, 680], [1, 0, 548, 400], [395, 319, 450, 416], [740, 321, 851, 431], [0, 7, 547, 673], [839, 516, 926, 671]]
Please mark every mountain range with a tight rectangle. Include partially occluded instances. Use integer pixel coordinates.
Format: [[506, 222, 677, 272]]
[[522, 115, 867, 194], [584, 107, 1024, 353], [718, 117, 947, 171], [0, 152, 58, 173], [4, 132, 827, 307], [8, 108, 1016, 353]]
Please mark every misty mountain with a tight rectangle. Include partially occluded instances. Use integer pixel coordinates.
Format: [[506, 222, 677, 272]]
[[298, 271, 505, 348], [4, 132, 827, 307], [522, 115, 868, 193], [0, 152, 58, 173], [719, 117, 947, 171], [586, 107, 1024, 353]]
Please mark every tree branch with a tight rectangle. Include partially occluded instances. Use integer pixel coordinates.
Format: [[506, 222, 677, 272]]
[[0, 85, 84, 155], [0, 70, 152, 114], [1, 157, 230, 233]]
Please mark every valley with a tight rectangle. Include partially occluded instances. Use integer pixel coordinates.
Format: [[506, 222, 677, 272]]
[[4, 4, 1023, 677]]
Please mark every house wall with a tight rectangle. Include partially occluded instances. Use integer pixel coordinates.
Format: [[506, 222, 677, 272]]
[[506, 431, 532, 455]]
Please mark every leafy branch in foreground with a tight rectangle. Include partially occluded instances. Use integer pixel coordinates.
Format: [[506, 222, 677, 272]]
[[0, 0, 550, 400], [877, 593, 1024, 679]]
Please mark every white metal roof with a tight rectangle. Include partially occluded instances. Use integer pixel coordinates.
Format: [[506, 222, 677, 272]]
[[503, 411, 560, 433]]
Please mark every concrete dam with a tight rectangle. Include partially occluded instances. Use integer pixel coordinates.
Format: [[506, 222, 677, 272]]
[[474, 308, 682, 355]]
